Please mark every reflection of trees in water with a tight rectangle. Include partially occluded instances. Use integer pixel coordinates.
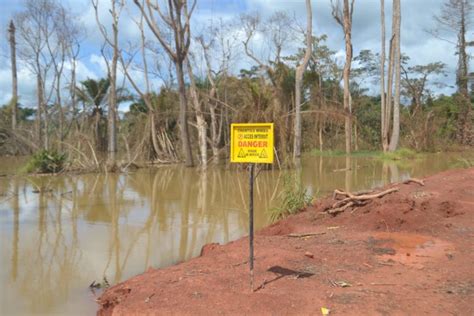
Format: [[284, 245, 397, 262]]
[[345, 156, 352, 192], [11, 179, 19, 281], [7, 176, 83, 313], [2, 163, 336, 312]]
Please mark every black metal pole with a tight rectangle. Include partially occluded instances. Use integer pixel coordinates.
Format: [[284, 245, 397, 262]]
[[249, 163, 255, 291]]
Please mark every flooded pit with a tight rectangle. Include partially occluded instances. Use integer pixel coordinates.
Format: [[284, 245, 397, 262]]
[[0, 152, 472, 315]]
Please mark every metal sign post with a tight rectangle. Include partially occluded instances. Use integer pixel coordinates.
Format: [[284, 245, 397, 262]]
[[230, 123, 274, 291], [248, 163, 255, 290]]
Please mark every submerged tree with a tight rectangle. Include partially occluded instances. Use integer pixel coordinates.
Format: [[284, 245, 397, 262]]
[[134, 0, 196, 167]]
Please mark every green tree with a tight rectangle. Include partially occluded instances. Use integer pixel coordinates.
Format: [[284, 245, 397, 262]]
[[75, 78, 131, 152]]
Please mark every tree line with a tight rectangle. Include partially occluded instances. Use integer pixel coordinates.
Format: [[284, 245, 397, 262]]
[[1, 0, 472, 170]]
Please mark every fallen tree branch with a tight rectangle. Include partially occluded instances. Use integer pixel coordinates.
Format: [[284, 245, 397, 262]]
[[328, 202, 354, 215], [326, 187, 399, 215], [403, 178, 425, 186], [286, 232, 327, 238]]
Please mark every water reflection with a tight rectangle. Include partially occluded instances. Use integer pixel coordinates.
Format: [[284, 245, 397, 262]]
[[0, 152, 471, 315]]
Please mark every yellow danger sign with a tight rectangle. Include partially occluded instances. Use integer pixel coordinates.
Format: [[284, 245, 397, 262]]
[[230, 123, 274, 164]]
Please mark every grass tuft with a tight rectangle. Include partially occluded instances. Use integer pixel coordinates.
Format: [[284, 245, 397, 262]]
[[269, 173, 313, 223]]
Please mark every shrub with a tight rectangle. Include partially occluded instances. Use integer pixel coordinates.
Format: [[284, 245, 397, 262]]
[[25, 150, 66, 173]]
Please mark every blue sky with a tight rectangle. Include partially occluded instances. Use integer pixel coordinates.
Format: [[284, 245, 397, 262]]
[[0, 0, 467, 111]]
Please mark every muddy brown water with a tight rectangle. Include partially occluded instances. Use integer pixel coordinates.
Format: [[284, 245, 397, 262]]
[[0, 152, 471, 315]]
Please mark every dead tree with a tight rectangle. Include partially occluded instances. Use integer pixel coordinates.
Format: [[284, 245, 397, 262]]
[[15, 0, 64, 150], [431, 0, 473, 145], [196, 20, 235, 164], [68, 38, 81, 132], [8, 21, 18, 131], [293, 0, 313, 159], [186, 56, 207, 169], [197, 35, 220, 164], [134, 0, 196, 167], [331, 0, 355, 154], [388, 0, 401, 152], [92, 0, 124, 166], [380, 0, 401, 152], [120, 13, 168, 161]]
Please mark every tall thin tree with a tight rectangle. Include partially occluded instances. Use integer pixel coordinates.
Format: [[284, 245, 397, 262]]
[[388, 0, 401, 151], [8, 20, 18, 131], [92, 0, 124, 165], [293, 0, 312, 159], [380, 0, 401, 152], [331, 0, 355, 154]]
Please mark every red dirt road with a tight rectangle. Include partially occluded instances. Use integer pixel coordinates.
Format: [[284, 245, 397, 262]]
[[97, 168, 474, 315]]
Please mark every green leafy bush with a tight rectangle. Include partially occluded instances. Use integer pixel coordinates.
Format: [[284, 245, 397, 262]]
[[25, 150, 66, 173], [269, 173, 313, 222]]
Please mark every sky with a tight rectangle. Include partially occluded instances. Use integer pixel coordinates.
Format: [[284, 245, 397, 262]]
[[0, 0, 468, 111]]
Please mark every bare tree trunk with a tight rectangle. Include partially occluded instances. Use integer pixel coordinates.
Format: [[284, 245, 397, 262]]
[[319, 122, 323, 152], [198, 37, 221, 164], [176, 61, 194, 167], [36, 70, 44, 149], [383, 26, 395, 152], [293, 0, 312, 159], [149, 113, 162, 158], [343, 12, 353, 155], [57, 74, 64, 148], [380, 0, 387, 151], [53, 45, 66, 150], [70, 53, 78, 132], [332, 0, 354, 154], [209, 94, 220, 162], [388, 0, 401, 152], [186, 58, 207, 169], [107, 2, 120, 166], [455, 1, 472, 144], [92, 0, 122, 166], [8, 21, 18, 131]]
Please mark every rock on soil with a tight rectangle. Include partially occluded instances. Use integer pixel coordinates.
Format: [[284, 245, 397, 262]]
[[97, 168, 474, 315]]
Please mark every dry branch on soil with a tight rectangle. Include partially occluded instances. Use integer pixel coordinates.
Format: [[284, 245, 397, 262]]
[[403, 178, 425, 186], [326, 187, 399, 215], [286, 232, 326, 238]]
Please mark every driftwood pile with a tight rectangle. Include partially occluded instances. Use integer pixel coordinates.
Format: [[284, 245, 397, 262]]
[[325, 187, 399, 215], [325, 178, 425, 215]]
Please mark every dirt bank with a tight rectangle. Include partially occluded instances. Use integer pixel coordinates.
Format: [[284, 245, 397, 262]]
[[97, 168, 474, 315]]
